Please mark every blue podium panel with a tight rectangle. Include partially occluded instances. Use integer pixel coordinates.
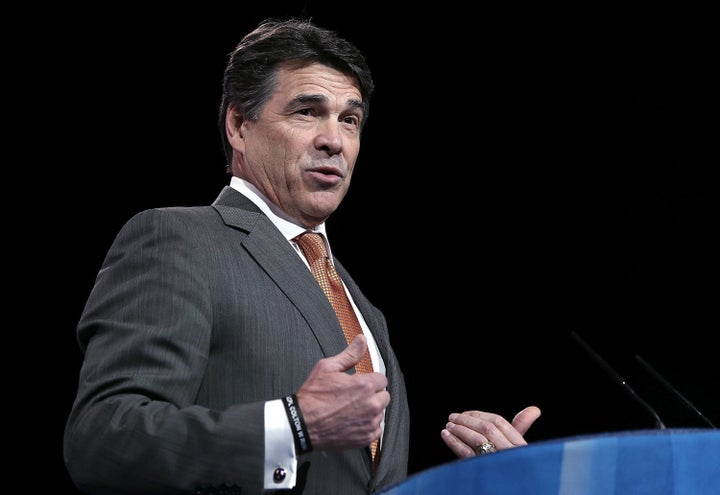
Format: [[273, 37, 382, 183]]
[[378, 429, 719, 495]]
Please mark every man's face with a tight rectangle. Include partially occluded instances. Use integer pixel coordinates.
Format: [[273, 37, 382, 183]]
[[231, 62, 365, 228]]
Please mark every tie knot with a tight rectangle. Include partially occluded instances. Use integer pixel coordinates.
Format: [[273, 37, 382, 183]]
[[295, 232, 328, 265]]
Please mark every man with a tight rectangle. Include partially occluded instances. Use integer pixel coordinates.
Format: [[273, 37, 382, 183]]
[[64, 17, 540, 494]]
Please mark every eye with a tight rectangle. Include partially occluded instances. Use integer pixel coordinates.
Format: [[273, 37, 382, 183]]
[[296, 108, 313, 116], [342, 114, 360, 128]]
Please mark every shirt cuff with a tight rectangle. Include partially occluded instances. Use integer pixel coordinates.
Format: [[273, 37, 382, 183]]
[[264, 399, 297, 489]]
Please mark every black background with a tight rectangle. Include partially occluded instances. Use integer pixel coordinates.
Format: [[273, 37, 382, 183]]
[[15, 3, 717, 492]]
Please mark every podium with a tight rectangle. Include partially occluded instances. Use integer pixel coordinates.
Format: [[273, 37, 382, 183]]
[[378, 429, 719, 495]]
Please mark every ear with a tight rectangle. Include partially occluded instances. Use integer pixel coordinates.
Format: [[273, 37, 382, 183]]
[[225, 106, 245, 152]]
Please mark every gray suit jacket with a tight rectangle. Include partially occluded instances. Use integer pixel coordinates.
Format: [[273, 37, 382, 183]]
[[64, 186, 410, 494]]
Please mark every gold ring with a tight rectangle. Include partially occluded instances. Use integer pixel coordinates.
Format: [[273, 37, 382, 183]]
[[475, 441, 496, 455]]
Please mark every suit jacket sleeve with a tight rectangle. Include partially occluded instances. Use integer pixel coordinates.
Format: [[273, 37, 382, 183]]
[[64, 207, 267, 494]]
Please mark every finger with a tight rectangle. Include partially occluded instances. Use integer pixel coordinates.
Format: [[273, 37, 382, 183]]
[[440, 427, 478, 459], [449, 411, 524, 448], [511, 406, 542, 435], [443, 420, 494, 457], [324, 334, 368, 373]]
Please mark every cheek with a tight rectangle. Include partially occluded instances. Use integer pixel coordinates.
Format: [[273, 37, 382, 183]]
[[264, 130, 303, 166], [345, 139, 361, 166], [247, 137, 285, 174], [346, 158, 357, 175]]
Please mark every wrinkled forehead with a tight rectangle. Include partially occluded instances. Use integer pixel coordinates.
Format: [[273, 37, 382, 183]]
[[272, 62, 364, 107]]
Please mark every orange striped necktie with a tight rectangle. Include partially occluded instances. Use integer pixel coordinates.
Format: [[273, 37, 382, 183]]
[[294, 231, 379, 465]]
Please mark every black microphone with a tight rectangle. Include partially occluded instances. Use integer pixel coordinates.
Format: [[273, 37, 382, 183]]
[[569, 332, 666, 429], [634, 354, 716, 429]]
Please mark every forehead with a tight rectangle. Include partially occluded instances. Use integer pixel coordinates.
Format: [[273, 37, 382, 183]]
[[273, 62, 362, 103]]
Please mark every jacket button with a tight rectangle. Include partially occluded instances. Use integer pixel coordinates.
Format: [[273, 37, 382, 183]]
[[273, 467, 287, 483]]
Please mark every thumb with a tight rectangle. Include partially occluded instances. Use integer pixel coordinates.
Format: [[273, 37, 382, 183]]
[[511, 405, 542, 435], [327, 334, 367, 372]]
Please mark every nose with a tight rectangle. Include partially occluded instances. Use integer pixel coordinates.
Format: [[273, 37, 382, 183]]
[[314, 120, 343, 155]]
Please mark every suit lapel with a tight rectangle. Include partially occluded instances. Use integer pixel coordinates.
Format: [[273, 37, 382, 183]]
[[212, 186, 406, 475], [336, 258, 407, 472], [212, 187, 349, 359]]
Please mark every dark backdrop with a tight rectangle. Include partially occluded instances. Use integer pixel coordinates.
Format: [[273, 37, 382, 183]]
[[18, 4, 717, 492]]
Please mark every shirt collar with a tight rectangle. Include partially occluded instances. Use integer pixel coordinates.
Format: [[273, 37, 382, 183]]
[[229, 176, 331, 253]]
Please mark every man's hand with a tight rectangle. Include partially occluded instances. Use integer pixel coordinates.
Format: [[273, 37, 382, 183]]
[[441, 406, 542, 458], [296, 335, 389, 451]]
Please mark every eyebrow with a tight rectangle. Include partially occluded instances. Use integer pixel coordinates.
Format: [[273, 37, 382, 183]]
[[290, 94, 366, 114]]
